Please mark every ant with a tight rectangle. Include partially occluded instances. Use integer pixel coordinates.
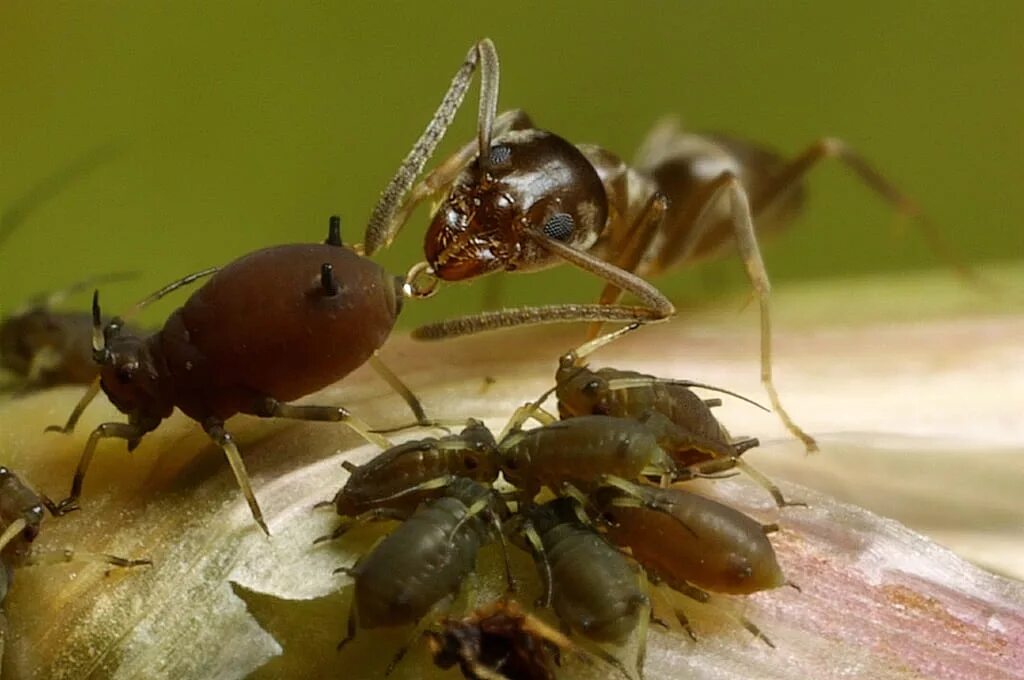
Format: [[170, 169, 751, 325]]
[[46, 216, 435, 536], [362, 39, 974, 454]]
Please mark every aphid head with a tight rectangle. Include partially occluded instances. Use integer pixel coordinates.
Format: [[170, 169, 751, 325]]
[[555, 364, 611, 418], [91, 292, 167, 420], [424, 130, 606, 281]]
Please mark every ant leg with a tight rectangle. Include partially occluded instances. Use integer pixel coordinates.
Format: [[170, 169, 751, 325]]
[[255, 396, 391, 449], [751, 138, 981, 286], [45, 376, 101, 435], [21, 547, 151, 569], [365, 39, 501, 255], [203, 420, 269, 536], [54, 421, 146, 515], [663, 172, 818, 453], [368, 353, 431, 426], [588, 191, 669, 338]]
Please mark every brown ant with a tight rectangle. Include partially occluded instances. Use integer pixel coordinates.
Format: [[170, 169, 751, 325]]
[[363, 39, 974, 454], [46, 216, 434, 535]]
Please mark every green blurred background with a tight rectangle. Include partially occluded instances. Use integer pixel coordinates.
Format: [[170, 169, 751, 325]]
[[1, 1, 1021, 328]]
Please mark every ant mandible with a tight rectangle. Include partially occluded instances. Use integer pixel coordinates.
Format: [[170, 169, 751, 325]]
[[363, 38, 969, 453]]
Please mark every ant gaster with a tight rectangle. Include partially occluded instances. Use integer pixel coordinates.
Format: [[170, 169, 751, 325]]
[[48, 217, 429, 535]]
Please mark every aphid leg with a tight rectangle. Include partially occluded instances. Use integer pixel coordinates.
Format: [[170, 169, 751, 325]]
[[0, 519, 28, 553], [204, 420, 269, 536], [44, 376, 101, 434], [648, 583, 697, 640], [490, 514, 517, 594], [337, 595, 359, 651], [255, 397, 391, 449], [368, 353, 438, 429], [588, 191, 670, 338], [497, 384, 558, 440], [313, 508, 408, 544], [520, 521, 553, 608], [385, 596, 456, 676], [21, 547, 151, 569], [752, 138, 984, 288], [599, 475, 699, 539], [673, 581, 775, 648], [365, 39, 501, 254], [54, 421, 146, 515]]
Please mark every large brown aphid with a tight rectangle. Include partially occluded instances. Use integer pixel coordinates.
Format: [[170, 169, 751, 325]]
[[47, 217, 426, 534], [316, 419, 500, 540], [337, 477, 512, 675], [593, 476, 783, 645]]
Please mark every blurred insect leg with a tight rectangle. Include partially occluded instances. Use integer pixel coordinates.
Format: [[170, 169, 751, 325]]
[[22, 547, 151, 569], [589, 192, 669, 338], [673, 581, 775, 648], [23, 346, 62, 384], [385, 596, 457, 676], [44, 376, 101, 435], [753, 138, 983, 287], [257, 397, 391, 449], [54, 421, 145, 514], [204, 420, 269, 536]]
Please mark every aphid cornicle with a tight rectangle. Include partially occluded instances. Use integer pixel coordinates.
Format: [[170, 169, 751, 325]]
[[337, 477, 512, 675], [316, 419, 500, 540], [47, 216, 427, 535]]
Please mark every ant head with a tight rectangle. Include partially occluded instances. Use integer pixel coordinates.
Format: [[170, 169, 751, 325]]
[[425, 130, 607, 281], [90, 291, 167, 419]]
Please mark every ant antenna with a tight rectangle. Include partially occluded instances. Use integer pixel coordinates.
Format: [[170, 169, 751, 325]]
[[325, 215, 343, 247], [320, 263, 340, 296], [125, 267, 218, 320]]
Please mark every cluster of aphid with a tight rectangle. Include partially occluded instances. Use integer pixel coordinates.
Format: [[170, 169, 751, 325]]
[[315, 325, 795, 678], [1, 37, 964, 679]]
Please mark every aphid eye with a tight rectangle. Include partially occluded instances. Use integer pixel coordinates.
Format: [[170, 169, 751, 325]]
[[583, 380, 601, 394], [488, 144, 512, 167], [462, 455, 479, 470], [542, 213, 575, 241]]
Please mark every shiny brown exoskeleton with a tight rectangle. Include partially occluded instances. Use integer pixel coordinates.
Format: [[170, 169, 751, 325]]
[[592, 476, 785, 646], [314, 419, 500, 541], [337, 477, 513, 675], [361, 39, 832, 453], [47, 217, 422, 535]]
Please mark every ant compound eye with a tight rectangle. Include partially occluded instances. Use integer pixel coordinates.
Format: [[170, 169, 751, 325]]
[[488, 144, 512, 167], [542, 213, 575, 241]]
